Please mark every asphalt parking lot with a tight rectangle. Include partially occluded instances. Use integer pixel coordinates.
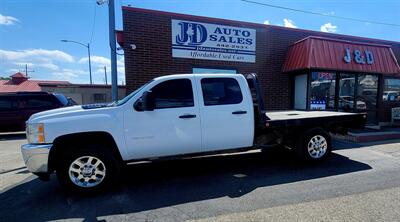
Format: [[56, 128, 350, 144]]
[[1, 134, 400, 222]]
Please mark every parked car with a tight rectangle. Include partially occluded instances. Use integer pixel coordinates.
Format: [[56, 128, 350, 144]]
[[0, 92, 73, 132], [383, 91, 400, 101], [21, 74, 366, 192]]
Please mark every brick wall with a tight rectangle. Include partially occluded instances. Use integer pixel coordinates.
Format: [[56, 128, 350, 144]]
[[122, 7, 400, 112]]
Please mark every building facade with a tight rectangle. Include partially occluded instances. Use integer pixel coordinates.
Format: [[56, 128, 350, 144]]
[[120, 6, 400, 125]]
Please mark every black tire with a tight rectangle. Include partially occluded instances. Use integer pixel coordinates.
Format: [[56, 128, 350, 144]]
[[296, 128, 332, 162], [56, 146, 120, 192]]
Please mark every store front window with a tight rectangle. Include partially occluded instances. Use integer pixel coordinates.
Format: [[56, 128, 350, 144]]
[[309, 72, 336, 110], [383, 78, 400, 102], [338, 73, 356, 111]]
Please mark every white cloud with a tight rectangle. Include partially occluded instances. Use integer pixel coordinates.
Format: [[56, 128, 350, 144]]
[[320, 22, 337, 33], [81, 55, 125, 84], [13, 62, 59, 71], [283, 18, 297, 28], [0, 14, 19, 25], [36, 63, 59, 71], [263, 20, 270, 25], [0, 49, 74, 63], [79, 55, 124, 67], [51, 68, 89, 82], [52, 71, 78, 79]]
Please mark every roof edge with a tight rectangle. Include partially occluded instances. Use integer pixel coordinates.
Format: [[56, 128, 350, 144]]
[[122, 6, 400, 45], [293, 36, 393, 48]]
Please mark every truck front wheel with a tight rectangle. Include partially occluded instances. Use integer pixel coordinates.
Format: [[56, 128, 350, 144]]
[[56, 147, 120, 192], [296, 128, 332, 162]]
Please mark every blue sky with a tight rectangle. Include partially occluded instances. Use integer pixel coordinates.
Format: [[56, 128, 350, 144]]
[[1, 0, 399, 84]]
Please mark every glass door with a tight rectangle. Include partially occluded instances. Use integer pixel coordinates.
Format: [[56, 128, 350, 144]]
[[357, 74, 379, 124], [338, 73, 356, 111]]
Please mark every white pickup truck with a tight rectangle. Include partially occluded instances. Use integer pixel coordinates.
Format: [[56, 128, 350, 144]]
[[21, 73, 366, 191]]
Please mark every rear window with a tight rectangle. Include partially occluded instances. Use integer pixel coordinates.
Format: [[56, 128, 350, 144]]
[[201, 78, 243, 106]]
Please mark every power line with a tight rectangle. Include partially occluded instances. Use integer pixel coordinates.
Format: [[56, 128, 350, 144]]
[[241, 0, 400, 27]]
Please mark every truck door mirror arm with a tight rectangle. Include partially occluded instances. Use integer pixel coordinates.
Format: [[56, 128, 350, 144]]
[[134, 91, 155, 111]]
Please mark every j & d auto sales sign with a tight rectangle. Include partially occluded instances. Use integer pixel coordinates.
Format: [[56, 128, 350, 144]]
[[171, 19, 256, 63]]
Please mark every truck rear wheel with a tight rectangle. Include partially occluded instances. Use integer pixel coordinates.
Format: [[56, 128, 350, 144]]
[[56, 147, 120, 192], [296, 128, 331, 162]]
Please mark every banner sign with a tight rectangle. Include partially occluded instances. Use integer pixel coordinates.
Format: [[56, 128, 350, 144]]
[[171, 19, 256, 63]]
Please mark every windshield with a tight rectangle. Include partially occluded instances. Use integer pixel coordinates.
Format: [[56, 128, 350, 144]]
[[113, 80, 153, 106]]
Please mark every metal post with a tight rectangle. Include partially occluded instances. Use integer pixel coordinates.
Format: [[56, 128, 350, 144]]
[[88, 43, 93, 84], [108, 0, 118, 101], [104, 66, 108, 85]]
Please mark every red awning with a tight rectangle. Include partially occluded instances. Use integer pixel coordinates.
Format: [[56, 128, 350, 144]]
[[282, 36, 400, 75]]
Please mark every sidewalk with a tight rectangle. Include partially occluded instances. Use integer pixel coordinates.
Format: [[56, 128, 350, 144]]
[[333, 126, 400, 143]]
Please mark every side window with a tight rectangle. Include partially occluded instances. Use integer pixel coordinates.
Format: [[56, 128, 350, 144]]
[[151, 79, 194, 109], [0, 97, 15, 111], [24, 96, 59, 109], [201, 78, 243, 106]]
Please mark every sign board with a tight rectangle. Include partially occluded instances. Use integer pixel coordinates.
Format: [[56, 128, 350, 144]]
[[310, 100, 326, 110], [343, 48, 374, 65], [171, 19, 256, 63]]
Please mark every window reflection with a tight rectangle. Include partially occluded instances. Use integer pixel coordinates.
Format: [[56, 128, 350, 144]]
[[338, 73, 358, 111], [383, 78, 400, 102], [357, 74, 378, 110], [309, 72, 336, 110]]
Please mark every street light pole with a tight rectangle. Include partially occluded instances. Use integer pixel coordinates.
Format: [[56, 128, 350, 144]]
[[108, 0, 118, 101], [61, 40, 93, 84], [87, 43, 93, 84]]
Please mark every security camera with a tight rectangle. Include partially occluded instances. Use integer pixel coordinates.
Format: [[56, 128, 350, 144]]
[[130, 44, 136, 50]]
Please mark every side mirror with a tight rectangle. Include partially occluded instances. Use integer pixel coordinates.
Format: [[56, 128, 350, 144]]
[[141, 90, 155, 111]]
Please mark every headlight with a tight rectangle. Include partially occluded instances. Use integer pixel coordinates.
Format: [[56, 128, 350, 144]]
[[27, 123, 45, 144]]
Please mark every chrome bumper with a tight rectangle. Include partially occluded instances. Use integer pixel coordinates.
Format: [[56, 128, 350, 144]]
[[21, 144, 52, 173]]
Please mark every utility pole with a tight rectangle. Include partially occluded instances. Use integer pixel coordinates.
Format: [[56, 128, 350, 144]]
[[108, 0, 118, 101], [104, 66, 108, 85], [24, 64, 34, 77], [88, 43, 93, 84]]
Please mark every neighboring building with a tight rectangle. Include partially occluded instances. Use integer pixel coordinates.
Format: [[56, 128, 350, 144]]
[[119, 6, 400, 125], [0, 72, 126, 104]]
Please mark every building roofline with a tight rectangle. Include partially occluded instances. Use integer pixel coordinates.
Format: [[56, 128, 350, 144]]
[[292, 36, 393, 48], [122, 6, 400, 45], [39, 83, 126, 88]]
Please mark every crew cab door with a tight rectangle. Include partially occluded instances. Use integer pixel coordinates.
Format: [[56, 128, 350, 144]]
[[124, 77, 202, 159], [196, 76, 254, 152]]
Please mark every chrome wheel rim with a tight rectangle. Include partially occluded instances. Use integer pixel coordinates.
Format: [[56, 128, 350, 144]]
[[307, 135, 328, 159], [68, 156, 106, 188]]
